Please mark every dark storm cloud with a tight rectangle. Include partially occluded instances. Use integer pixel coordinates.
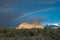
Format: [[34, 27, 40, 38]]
[[0, 0, 20, 25], [32, 0, 60, 4], [0, 0, 60, 27], [0, 0, 19, 7]]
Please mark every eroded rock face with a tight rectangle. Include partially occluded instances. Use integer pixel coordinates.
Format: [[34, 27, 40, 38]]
[[16, 22, 44, 29], [32, 22, 44, 29]]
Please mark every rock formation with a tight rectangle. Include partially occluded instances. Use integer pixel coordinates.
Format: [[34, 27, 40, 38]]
[[16, 22, 44, 29]]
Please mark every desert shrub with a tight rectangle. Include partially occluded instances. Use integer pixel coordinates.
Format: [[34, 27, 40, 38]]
[[0, 27, 60, 40]]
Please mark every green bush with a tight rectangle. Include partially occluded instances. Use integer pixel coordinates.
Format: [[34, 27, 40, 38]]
[[0, 27, 60, 40]]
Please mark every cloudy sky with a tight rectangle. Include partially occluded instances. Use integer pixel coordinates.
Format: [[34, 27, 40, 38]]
[[0, 0, 60, 27]]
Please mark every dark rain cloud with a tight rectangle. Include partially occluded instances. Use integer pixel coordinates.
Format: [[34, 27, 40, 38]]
[[0, 0, 60, 27]]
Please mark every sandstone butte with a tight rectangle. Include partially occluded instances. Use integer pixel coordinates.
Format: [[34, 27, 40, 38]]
[[16, 21, 44, 29]]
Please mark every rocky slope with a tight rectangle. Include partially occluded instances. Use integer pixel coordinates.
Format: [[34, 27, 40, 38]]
[[16, 22, 44, 29]]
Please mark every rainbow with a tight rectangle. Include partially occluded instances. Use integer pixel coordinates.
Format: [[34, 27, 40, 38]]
[[7, 8, 56, 23], [14, 8, 56, 20]]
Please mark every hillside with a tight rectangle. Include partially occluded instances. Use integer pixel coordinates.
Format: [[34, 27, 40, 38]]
[[0, 27, 60, 40]]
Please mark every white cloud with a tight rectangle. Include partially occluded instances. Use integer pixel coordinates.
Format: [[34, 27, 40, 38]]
[[48, 23, 59, 26]]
